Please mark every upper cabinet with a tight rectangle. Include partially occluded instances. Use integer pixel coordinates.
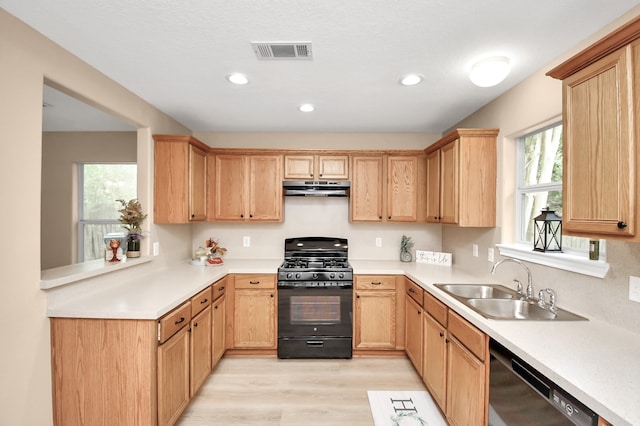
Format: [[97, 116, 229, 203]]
[[547, 17, 640, 241], [424, 129, 498, 227], [153, 135, 209, 223], [284, 154, 349, 180], [350, 153, 427, 222], [211, 154, 283, 222]]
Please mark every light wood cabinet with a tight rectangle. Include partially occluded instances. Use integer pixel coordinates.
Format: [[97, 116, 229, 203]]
[[422, 292, 488, 425], [158, 325, 190, 426], [212, 154, 283, 222], [548, 24, 640, 240], [189, 287, 212, 397], [425, 129, 498, 227], [212, 277, 227, 367], [405, 283, 423, 376], [153, 135, 209, 223], [350, 154, 427, 222], [232, 274, 277, 349], [284, 154, 349, 180], [354, 275, 400, 350]]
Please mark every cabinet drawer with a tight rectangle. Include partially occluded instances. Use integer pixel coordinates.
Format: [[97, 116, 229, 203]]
[[406, 279, 424, 307], [158, 301, 192, 344], [448, 310, 486, 361], [355, 275, 396, 290], [234, 274, 276, 289], [191, 286, 212, 317], [212, 278, 227, 300], [425, 292, 447, 327]]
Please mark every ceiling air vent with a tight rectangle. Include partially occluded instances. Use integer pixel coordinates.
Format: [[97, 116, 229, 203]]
[[251, 42, 313, 60]]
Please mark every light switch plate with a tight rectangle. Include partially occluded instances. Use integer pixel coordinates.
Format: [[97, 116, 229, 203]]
[[153, 242, 160, 256], [375, 237, 382, 247], [243, 236, 251, 247]]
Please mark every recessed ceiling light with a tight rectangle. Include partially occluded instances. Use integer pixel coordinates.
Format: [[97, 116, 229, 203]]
[[226, 73, 249, 85], [469, 56, 511, 87], [299, 103, 315, 112], [400, 74, 423, 86]]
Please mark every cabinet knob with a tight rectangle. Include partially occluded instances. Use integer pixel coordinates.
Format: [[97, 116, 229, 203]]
[[250, 214, 253, 218], [379, 216, 383, 219], [240, 214, 244, 218], [194, 322, 198, 327], [417, 310, 421, 315], [618, 221, 628, 229], [439, 332, 444, 337], [319, 173, 323, 177], [388, 216, 391, 220], [270, 294, 274, 298], [445, 338, 450, 343]]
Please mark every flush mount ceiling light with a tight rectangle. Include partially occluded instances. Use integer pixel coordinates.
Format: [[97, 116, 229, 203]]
[[299, 103, 315, 112], [226, 73, 249, 85], [400, 74, 423, 86], [469, 56, 511, 87]]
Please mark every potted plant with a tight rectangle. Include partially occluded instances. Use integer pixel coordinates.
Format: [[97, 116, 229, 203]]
[[116, 198, 148, 258]]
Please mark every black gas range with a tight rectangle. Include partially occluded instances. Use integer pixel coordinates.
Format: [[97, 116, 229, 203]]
[[277, 237, 353, 359]]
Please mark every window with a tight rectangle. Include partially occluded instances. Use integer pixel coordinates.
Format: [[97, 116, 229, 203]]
[[516, 123, 601, 256], [78, 163, 137, 262]]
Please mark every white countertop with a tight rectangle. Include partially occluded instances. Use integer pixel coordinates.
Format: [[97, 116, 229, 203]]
[[44, 259, 639, 425]]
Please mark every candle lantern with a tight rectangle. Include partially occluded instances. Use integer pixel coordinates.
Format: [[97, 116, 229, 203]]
[[533, 207, 562, 252]]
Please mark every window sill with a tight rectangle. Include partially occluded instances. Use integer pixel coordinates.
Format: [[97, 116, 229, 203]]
[[496, 244, 610, 278]]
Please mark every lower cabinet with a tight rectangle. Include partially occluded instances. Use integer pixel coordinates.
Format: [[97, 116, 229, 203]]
[[422, 292, 489, 425], [189, 305, 212, 397], [212, 294, 226, 366], [232, 274, 277, 349], [405, 279, 424, 375], [158, 325, 191, 426], [354, 275, 398, 349]]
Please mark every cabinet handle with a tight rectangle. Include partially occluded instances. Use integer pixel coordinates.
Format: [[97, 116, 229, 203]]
[[194, 322, 198, 327], [240, 214, 244, 218], [191, 214, 195, 218], [319, 173, 323, 177], [417, 310, 421, 315], [445, 338, 450, 343], [219, 286, 225, 291], [371, 281, 382, 285], [249, 280, 260, 284], [214, 305, 218, 310], [250, 214, 253, 218], [356, 295, 360, 299], [200, 298, 208, 304], [388, 216, 392, 219], [439, 332, 444, 337], [270, 294, 274, 298], [310, 173, 314, 177], [175, 317, 185, 325], [409, 288, 415, 293], [618, 221, 628, 229]]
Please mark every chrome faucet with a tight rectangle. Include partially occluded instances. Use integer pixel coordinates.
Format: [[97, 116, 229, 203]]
[[490, 258, 534, 299]]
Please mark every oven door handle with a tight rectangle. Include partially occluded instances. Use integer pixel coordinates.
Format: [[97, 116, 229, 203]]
[[306, 340, 324, 347]]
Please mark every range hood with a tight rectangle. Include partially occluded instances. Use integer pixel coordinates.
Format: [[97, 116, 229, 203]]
[[283, 180, 350, 197]]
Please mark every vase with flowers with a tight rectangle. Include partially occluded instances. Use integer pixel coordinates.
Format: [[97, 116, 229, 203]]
[[117, 198, 148, 258], [205, 237, 227, 264]]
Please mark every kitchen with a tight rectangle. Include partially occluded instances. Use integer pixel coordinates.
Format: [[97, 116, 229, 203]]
[[2, 2, 640, 426]]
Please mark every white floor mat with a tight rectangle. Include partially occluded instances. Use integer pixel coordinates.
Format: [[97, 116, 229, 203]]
[[367, 390, 447, 426]]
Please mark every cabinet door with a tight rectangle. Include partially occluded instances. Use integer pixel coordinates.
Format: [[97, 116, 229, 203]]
[[154, 140, 189, 223], [439, 140, 459, 224], [249, 155, 283, 221], [233, 289, 276, 348], [387, 156, 418, 221], [317, 155, 349, 180], [284, 155, 314, 179], [190, 305, 212, 397], [354, 290, 396, 349], [212, 295, 226, 367], [351, 156, 384, 221], [426, 150, 441, 223], [423, 313, 447, 412], [446, 335, 485, 426], [214, 155, 246, 220], [404, 295, 423, 375], [189, 144, 207, 221], [157, 326, 190, 426], [563, 46, 635, 237]]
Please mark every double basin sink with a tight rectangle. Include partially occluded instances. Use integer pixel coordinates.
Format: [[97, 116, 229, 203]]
[[434, 284, 587, 321]]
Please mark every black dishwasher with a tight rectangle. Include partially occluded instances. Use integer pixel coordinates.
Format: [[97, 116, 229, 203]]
[[489, 339, 599, 426]]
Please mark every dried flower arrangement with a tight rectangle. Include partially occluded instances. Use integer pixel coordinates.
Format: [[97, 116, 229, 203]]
[[116, 198, 148, 239], [206, 238, 227, 257]]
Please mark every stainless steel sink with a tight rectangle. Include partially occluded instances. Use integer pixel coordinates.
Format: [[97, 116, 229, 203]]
[[434, 283, 587, 321], [435, 283, 516, 299]]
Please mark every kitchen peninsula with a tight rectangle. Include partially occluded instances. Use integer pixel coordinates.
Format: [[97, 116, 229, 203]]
[[45, 259, 639, 425]]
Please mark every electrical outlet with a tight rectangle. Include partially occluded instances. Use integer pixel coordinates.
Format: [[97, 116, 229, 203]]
[[488, 248, 495, 262], [376, 237, 382, 247], [243, 236, 251, 247], [472, 244, 479, 257], [153, 242, 160, 256], [629, 276, 640, 303]]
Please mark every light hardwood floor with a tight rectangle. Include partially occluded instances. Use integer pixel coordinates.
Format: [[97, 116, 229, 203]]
[[177, 356, 427, 426]]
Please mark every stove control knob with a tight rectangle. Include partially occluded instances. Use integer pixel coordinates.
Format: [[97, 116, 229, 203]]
[[312, 272, 318, 279], [330, 273, 336, 279], [286, 272, 293, 279], [338, 272, 344, 279], [295, 273, 301, 279]]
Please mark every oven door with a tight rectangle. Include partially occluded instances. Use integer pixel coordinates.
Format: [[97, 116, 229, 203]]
[[278, 286, 353, 338]]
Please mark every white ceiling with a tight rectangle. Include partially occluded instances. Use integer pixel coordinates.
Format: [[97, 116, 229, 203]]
[[3, 0, 640, 133]]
